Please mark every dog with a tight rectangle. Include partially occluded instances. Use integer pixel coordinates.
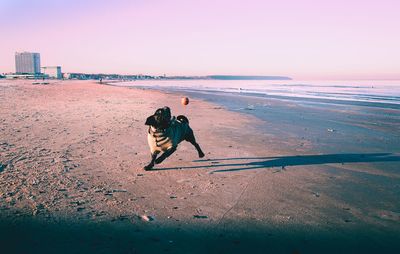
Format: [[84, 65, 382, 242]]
[[144, 106, 205, 170]]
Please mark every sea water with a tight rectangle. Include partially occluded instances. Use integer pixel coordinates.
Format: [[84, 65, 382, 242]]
[[114, 79, 400, 105]]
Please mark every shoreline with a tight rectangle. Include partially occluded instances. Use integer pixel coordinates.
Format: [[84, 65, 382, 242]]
[[1, 80, 399, 253], [109, 79, 400, 107], [110, 82, 400, 153]]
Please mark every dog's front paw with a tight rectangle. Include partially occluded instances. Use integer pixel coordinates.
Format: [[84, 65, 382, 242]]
[[143, 164, 154, 171], [198, 152, 205, 158]]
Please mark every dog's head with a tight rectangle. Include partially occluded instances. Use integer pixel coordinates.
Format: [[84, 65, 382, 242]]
[[145, 106, 172, 129]]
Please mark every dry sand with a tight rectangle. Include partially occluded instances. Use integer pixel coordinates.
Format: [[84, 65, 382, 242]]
[[0, 80, 399, 253]]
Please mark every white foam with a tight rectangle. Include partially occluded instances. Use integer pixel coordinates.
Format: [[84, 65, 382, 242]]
[[114, 80, 400, 105]]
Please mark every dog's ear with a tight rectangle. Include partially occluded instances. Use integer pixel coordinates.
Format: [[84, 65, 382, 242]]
[[145, 115, 156, 126], [163, 106, 171, 117]]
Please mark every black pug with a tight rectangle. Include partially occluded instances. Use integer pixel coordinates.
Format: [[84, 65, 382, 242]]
[[144, 106, 205, 170]]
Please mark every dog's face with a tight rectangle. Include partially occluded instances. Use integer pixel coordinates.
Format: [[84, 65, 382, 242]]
[[145, 106, 172, 129]]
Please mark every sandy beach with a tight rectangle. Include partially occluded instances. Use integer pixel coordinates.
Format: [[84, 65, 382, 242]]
[[1, 79, 399, 253]]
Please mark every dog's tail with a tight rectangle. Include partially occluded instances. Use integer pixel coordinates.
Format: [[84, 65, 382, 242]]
[[177, 115, 189, 124]]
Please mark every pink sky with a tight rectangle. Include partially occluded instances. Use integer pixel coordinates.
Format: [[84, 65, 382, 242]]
[[1, 0, 399, 79]]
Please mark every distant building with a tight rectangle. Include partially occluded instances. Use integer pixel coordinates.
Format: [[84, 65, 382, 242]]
[[15, 52, 41, 74], [42, 66, 62, 79]]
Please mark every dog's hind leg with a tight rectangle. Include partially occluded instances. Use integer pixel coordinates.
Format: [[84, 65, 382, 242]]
[[185, 130, 205, 158], [155, 146, 177, 164], [144, 151, 159, 171]]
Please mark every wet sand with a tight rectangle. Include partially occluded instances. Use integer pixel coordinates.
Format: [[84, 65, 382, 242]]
[[0, 79, 399, 253]]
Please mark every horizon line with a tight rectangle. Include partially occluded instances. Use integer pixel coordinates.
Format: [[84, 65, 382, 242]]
[[1, 70, 400, 81]]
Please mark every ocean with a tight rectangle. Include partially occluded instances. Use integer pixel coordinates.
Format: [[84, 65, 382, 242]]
[[114, 79, 400, 105]]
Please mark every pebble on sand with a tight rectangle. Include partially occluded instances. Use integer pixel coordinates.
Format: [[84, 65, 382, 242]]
[[193, 215, 208, 219], [141, 215, 154, 222]]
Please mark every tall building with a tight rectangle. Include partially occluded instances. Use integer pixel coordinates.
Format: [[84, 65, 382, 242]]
[[15, 52, 41, 74], [42, 66, 62, 79]]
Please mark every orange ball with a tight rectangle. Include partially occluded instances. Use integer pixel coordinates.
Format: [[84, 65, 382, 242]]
[[181, 97, 189, 106]]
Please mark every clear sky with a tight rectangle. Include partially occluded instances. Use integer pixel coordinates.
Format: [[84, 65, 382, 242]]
[[1, 0, 399, 79]]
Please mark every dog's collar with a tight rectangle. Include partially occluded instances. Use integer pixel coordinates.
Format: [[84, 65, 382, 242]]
[[148, 126, 167, 135]]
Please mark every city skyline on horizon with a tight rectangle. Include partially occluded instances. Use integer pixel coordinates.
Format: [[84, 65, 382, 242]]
[[1, 0, 400, 80]]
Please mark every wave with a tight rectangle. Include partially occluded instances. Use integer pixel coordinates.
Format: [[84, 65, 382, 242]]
[[111, 80, 400, 105]]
